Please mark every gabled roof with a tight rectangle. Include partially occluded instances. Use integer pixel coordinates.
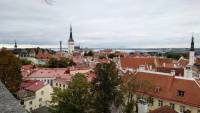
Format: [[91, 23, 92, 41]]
[[120, 57, 156, 69], [156, 67, 184, 76], [149, 106, 178, 113], [28, 68, 70, 79], [178, 57, 189, 67], [21, 80, 45, 92], [124, 72, 200, 108]]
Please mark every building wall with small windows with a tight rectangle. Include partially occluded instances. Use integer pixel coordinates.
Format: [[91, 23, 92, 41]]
[[23, 84, 53, 112], [52, 79, 68, 90], [134, 94, 200, 113], [28, 77, 55, 86]]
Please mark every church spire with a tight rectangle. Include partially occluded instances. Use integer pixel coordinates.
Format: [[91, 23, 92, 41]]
[[190, 35, 194, 51], [14, 40, 17, 49], [69, 24, 74, 42]]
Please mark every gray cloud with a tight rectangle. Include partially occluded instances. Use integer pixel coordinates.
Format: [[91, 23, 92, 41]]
[[0, 0, 200, 48]]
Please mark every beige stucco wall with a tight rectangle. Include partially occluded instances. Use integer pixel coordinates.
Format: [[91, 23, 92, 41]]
[[24, 84, 53, 111]]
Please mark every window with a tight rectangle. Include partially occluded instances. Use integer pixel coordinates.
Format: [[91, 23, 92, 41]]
[[59, 84, 61, 87], [197, 109, 200, 113], [30, 107, 32, 111], [180, 105, 185, 113], [41, 90, 44, 95], [39, 98, 42, 102], [154, 86, 161, 93], [56, 83, 58, 86], [39, 104, 42, 107], [63, 85, 65, 88], [147, 97, 154, 106], [158, 100, 163, 107], [170, 103, 175, 109], [177, 90, 185, 97], [20, 100, 24, 105], [29, 101, 32, 105]]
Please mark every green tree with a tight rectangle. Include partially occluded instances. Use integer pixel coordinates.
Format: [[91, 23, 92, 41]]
[[108, 53, 117, 59], [50, 73, 93, 113], [92, 62, 122, 113], [0, 48, 22, 93], [48, 57, 75, 68], [84, 51, 94, 57], [48, 58, 58, 68], [164, 52, 181, 60], [20, 58, 32, 65]]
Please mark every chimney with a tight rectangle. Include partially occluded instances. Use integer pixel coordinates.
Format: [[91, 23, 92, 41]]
[[184, 65, 193, 79], [171, 70, 176, 76], [138, 99, 148, 113], [139, 65, 145, 71]]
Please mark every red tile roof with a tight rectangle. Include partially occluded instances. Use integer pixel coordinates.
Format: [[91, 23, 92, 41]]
[[120, 57, 175, 70], [178, 58, 189, 67], [21, 80, 44, 92], [120, 57, 155, 69], [156, 67, 184, 76], [149, 106, 178, 113], [124, 72, 200, 108], [28, 68, 70, 79]]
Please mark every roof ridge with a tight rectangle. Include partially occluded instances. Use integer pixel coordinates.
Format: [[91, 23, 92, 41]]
[[194, 79, 200, 88]]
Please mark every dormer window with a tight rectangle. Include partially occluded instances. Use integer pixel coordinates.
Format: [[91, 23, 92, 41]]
[[177, 90, 185, 97], [154, 86, 161, 93]]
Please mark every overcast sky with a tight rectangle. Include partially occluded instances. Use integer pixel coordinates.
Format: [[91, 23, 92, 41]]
[[0, 0, 200, 48]]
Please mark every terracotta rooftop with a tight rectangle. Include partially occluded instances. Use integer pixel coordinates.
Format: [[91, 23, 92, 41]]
[[178, 57, 189, 67], [123, 71, 200, 108], [156, 67, 184, 76], [120, 57, 175, 70], [120, 57, 155, 69], [28, 68, 70, 79], [149, 106, 178, 113], [21, 80, 45, 92]]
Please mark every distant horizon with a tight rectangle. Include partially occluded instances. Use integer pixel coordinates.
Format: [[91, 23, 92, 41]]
[[1, 0, 200, 48], [0, 43, 198, 49]]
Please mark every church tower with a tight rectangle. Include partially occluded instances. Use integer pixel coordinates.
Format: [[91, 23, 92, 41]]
[[189, 35, 195, 65], [68, 25, 75, 54], [184, 35, 195, 79]]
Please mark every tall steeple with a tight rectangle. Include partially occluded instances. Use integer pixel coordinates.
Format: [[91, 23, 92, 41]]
[[68, 24, 74, 42], [190, 35, 194, 51], [189, 35, 195, 65], [14, 40, 17, 49], [68, 24, 75, 54]]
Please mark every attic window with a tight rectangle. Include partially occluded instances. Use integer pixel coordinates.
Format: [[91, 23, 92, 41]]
[[177, 90, 185, 97], [154, 86, 161, 93]]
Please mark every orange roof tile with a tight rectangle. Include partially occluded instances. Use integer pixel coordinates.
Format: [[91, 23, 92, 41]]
[[124, 72, 200, 108], [149, 106, 178, 113]]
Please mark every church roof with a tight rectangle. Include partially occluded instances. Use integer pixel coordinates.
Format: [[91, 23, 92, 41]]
[[68, 25, 74, 42]]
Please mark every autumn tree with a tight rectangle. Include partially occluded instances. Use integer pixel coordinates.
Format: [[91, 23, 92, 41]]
[[0, 48, 22, 93], [50, 73, 93, 113]]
